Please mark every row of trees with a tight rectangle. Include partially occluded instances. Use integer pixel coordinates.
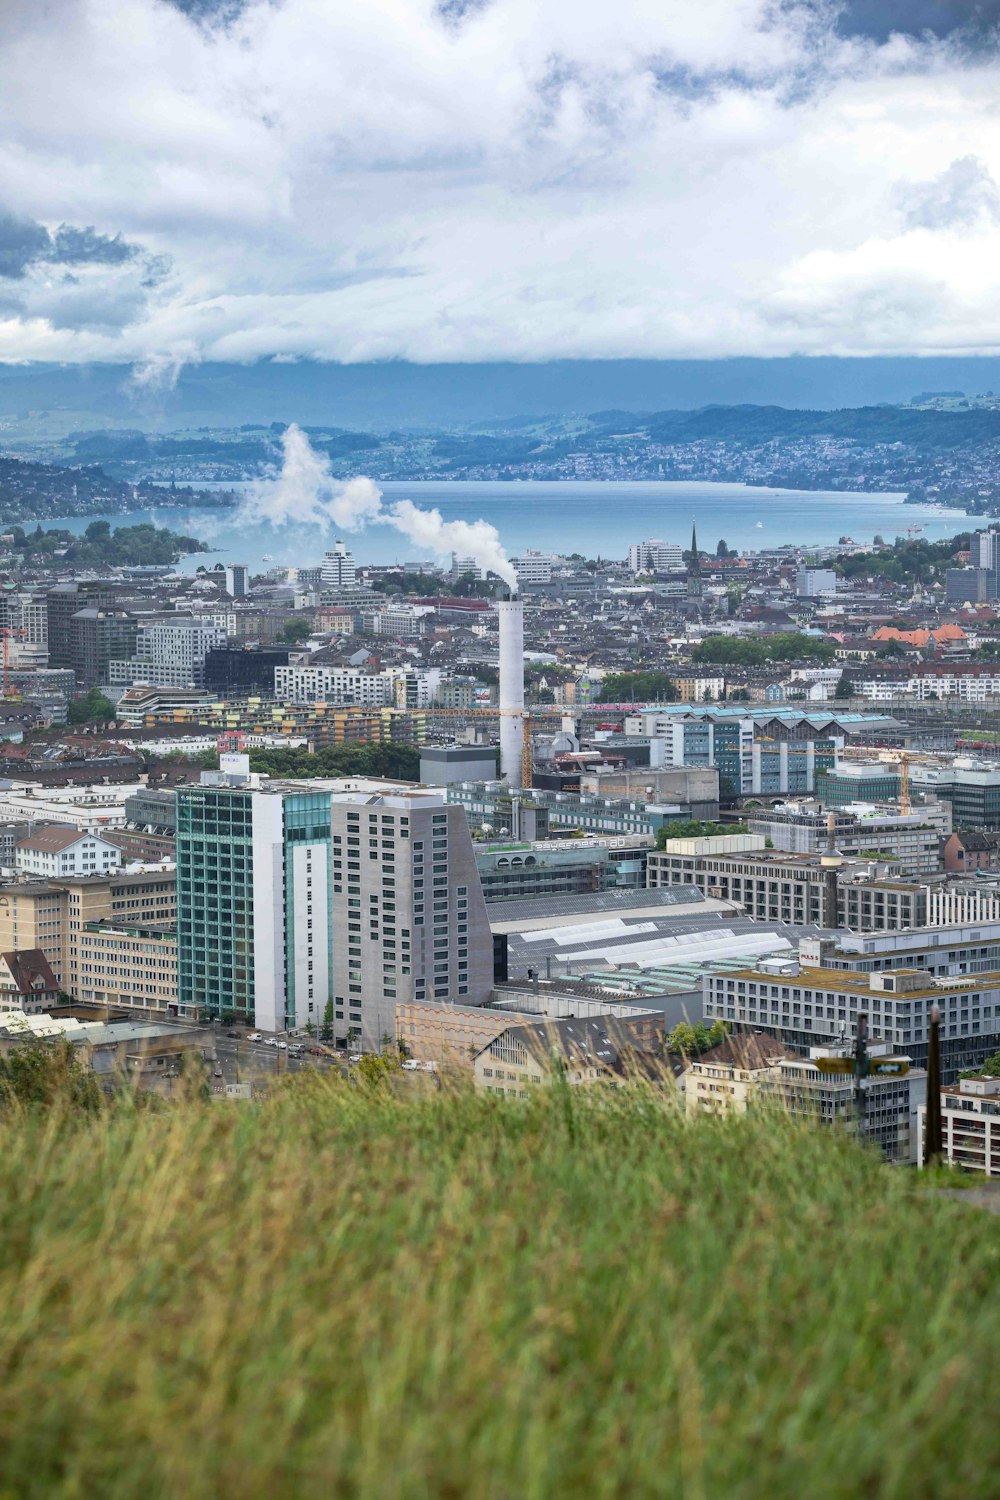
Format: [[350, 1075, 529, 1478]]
[[693, 632, 836, 666], [246, 743, 421, 781], [597, 671, 677, 702]]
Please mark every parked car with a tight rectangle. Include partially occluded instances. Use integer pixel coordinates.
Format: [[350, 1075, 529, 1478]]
[[349, 1053, 362, 1064], [307, 1046, 327, 1056], [247, 1033, 263, 1043], [276, 1041, 288, 1050], [401, 1059, 421, 1071]]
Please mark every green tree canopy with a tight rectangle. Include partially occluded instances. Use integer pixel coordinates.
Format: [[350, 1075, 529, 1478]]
[[67, 688, 115, 725], [597, 671, 677, 703]]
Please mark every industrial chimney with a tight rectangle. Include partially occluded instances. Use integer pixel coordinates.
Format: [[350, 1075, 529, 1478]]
[[496, 593, 525, 788]]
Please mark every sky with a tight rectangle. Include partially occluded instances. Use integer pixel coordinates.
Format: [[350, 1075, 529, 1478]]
[[1, 0, 1000, 379]]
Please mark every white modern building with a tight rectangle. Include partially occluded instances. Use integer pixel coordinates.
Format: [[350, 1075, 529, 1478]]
[[109, 618, 227, 690], [918, 1076, 1000, 1175], [796, 566, 838, 597], [627, 540, 684, 574], [15, 825, 122, 879], [450, 554, 489, 581], [320, 542, 357, 590], [274, 665, 395, 706], [512, 551, 558, 586]]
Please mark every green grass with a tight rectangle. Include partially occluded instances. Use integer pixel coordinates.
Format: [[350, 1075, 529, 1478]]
[[0, 1077, 998, 1498]]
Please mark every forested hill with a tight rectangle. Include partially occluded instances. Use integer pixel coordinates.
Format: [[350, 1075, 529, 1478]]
[[601, 403, 1000, 451]]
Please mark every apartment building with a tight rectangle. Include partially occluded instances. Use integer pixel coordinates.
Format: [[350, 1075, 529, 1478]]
[[918, 1076, 1000, 1176], [685, 1030, 924, 1161], [761, 1048, 925, 1163], [703, 958, 1000, 1079], [0, 871, 176, 990], [274, 665, 395, 706], [70, 608, 139, 689], [512, 551, 558, 586], [474, 1013, 662, 1094]]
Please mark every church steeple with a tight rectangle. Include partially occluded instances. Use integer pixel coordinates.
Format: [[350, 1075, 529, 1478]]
[[687, 518, 703, 599]]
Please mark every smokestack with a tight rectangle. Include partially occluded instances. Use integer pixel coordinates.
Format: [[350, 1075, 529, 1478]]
[[497, 594, 525, 788]]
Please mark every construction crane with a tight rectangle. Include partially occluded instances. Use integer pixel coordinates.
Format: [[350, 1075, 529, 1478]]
[[761, 738, 945, 818]]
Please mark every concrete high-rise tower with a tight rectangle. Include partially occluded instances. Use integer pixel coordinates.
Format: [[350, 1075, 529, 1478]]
[[497, 595, 525, 788]]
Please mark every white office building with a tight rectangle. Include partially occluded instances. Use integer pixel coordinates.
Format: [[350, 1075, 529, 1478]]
[[796, 566, 838, 597], [320, 541, 357, 590], [512, 551, 558, 586], [627, 540, 684, 574], [110, 618, 227, 690]]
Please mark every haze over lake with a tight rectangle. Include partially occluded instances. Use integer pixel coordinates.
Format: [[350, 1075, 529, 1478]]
[[44, 480, 964, 575]]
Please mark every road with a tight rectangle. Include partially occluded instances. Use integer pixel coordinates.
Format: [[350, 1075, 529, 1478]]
[[212, 1034, 347, 1086]]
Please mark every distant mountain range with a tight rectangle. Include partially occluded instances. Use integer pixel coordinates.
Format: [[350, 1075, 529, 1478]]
[[5, 355, 1000, 432]]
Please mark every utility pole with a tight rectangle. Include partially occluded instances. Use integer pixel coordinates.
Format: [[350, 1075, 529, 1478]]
[[924, 1003, 943, 1169], [854, 1011, 869, 1139]]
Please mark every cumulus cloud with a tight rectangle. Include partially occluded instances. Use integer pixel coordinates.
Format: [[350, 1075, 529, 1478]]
[[0, 0, 998, 363], [898, 154, 1000, 230]]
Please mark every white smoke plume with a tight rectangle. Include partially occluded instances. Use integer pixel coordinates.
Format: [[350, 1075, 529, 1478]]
[[245, 423, 517, 590]]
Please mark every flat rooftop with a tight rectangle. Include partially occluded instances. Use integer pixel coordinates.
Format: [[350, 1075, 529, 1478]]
[[724, 963, 1000, 1000], [488, 886, 731, 933]]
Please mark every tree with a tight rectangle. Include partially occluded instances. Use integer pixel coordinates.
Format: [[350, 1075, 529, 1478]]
[[67, 688, 115, 725], [354, 1043, 404, 1088], [667, 1019, 729, 1057], [321, 999, 334, 1042], [282, 618, 312, 644], [834, 673, 854, 700], [728, 687, 751, 702], [597, 671, 677, 703], [716, 539, 729, 558], [0, 1039, 102, 1114]]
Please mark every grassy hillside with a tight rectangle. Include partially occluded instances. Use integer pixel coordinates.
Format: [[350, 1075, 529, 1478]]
[[0, 1078, 996, 1498]]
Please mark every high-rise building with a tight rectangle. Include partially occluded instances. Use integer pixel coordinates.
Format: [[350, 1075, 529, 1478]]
[[320, 541, 357, 590], [46, 582, 136, 671], [70, 608, 139, 689], [224, 563, 249, 600], [176, 766, 493, 1043], [328, 790, 492, 1045]]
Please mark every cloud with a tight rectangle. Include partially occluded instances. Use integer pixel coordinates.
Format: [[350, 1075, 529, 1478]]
[[898, 154, 1000, 230], [0, 210, 50, 278], [0, 0, 998, 363]]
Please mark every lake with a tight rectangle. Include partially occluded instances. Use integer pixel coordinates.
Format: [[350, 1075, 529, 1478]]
[[39, 479, 966, 576]]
